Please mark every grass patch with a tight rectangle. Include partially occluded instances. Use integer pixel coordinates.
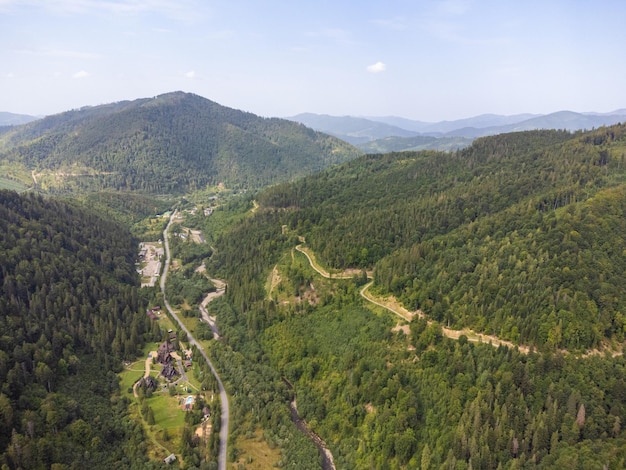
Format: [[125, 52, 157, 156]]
[[118, 342, 203, 462], [153, 313, 178, 339], [132, 215, 170, 241], [177, 312, 200, 337], [0, 176, 27, 192], [233, 428, 282, 469], [149, 392, 187, 430], [119, 365, 144, 397], [119, 342, 158, 398]]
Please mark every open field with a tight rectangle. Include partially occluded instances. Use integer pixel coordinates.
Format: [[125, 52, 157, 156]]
[[0, 176, 27, 192], [151, 392, 187, 431], [232, 428, 282, 469]]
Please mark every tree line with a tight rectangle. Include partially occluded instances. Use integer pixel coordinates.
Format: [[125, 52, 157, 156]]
[[0, 190, 161, 469], [189, 125, 626, 467]]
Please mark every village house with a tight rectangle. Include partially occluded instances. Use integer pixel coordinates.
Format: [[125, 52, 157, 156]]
[[156, 340, 180, 381]]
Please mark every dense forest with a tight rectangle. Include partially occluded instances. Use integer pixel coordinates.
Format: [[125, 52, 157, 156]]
[[255, 126, 626, 350], [192, 124, 626, 468], [356, 134, 473, 153], [4, 119, 626, 468], [0, 92, 361, 194], [262, 302, 626, 468], [0, 190, 161, 469]]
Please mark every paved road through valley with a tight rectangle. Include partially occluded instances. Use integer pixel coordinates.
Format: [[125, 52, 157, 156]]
[[161, 211, 229, 470]]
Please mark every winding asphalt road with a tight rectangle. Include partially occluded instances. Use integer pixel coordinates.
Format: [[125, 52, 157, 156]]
[[161, 211, 229, 470]]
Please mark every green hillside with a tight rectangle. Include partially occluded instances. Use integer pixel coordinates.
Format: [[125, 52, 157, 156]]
[[0, 92, 361, 194], [5, 119, 626, 468], [254, 125, 626, 350], [181, 124, 626, 468], [356, 134, 473, 153], [0, 190, 158, 468], [258, 129, 579, 266]]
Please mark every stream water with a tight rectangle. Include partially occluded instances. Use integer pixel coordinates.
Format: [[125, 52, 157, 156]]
[[283, 378, 335, 470]]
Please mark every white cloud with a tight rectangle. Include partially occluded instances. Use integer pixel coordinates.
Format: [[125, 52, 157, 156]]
[[184, 70, 196, 79], [73, 70, 90, 79], [366, 62, 386, 73]]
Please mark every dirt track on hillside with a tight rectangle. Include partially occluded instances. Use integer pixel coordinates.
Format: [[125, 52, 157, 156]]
[[297, 242, 531, 354]]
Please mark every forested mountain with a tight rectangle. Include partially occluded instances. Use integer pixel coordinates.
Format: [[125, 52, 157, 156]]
[[0, 190, 159, 468], [257, 125, 626, 351], [287, 113, 419, 144], [369, 111, 626, 136], [0, 92, 360, 194], [356, 134, 473, 153], [4, 101, 626, 469], [194, 124, 626, 468], [368, 113, 540, 134]]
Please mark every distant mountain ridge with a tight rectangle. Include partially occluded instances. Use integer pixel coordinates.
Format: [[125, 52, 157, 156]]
[[366, 113, 540, 134], [287, 109, 626, 152], [0, 111, 40, 126], [0, 92, 361, 194], [288, 113, 417, 144]]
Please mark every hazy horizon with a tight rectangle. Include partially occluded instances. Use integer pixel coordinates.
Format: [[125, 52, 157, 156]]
[[3, 1, 626, 121], [2, 94, 625, 126]]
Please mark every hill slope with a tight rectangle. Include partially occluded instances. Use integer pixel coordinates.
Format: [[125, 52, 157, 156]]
[[356, 134, 473, 153], [287, 113, 419, 144], [197, 124, 626, 468], [0, 190, 154, 468], [255, 125, 626, 350], [0, 92, 361, 194]]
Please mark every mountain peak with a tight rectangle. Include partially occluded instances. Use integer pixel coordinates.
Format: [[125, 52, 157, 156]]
[[0, 93, 361, 194]]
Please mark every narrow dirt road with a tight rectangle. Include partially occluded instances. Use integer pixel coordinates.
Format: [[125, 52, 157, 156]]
[[297, 242, 531, 354], [132, 351, 157, 398], [198, 278, 226, 339]]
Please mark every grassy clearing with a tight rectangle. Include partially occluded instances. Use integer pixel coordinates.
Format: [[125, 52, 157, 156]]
[[119, 365, 144, 397], [0, 163, 32, 187], [132, 215, 170, 241], [176, 312, 200, 337], [0, 176, 27, 192], [232, 428, 282, 469], [154, 313, 178, 337], [150, 392, 187, 430], [119, 342, 157, 397]]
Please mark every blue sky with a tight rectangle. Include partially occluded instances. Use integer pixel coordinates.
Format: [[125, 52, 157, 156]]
[[2, 0, 625, 121]]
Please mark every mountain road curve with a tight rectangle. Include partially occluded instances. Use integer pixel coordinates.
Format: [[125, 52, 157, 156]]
[[161, 210, 229, 470]]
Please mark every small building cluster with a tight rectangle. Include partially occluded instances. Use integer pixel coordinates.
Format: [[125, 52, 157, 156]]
[[137, 375, 159, 393], [157, 341, 180, 381], [137, 242, 164, 287], [146, 305, 161, 320]]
